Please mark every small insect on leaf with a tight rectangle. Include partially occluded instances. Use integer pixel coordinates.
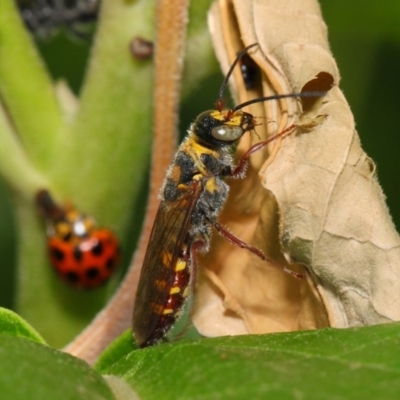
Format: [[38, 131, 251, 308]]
[[129, 37, 154, 60], [35, 189, 120, 289], [237, 51, 259, 90], [132, 44, 326, 348]]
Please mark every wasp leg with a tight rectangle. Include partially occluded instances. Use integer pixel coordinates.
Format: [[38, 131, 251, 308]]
[[231, 124, 296, 178], [213, 222, 304, 279], [189, 240, 207, 282]]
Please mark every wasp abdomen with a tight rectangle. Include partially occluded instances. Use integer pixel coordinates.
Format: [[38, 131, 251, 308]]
[[141, 256, 191, 347], [158, 259, 190, 315]]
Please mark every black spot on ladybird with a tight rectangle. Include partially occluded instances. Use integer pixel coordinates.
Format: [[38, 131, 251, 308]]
[[73, 246, 83, 261], [106, 257, 115, 270], [91, 240, 103, 256], [86, 267, 99, 279], [65, 271, 79, 283], [51, 247, 65, 261]]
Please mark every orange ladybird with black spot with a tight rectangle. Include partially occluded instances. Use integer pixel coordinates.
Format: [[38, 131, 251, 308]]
[[36, 190, 120, 289]]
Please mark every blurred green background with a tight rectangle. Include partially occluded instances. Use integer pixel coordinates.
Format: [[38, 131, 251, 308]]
[[1, 1, 399, 309]]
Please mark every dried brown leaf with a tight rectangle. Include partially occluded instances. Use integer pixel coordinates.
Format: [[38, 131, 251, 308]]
[[266, 86, 400, 328], [193, 0, 400, 338]]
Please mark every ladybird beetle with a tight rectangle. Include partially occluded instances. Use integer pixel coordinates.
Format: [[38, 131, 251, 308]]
[[36, 189, 120, 289]]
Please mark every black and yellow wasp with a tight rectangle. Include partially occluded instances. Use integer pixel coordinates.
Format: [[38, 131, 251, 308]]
[[132, 44, 325, 348]]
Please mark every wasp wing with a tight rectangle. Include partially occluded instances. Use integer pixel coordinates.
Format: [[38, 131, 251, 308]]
[[133, 181, 202, 347]]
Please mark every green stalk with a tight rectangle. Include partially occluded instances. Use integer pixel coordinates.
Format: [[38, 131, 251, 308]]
[[0, 103, 48, 199], [0, 0, 63, 171]]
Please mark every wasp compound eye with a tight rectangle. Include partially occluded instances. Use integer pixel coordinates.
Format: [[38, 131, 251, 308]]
[[211, 125, 244, 142]]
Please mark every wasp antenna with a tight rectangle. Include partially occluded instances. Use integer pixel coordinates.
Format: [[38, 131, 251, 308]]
[[232, 91, 327, 112], [216, 98, 224, 112], [216, 43, 259, 110], [252, 126, 261, 141]]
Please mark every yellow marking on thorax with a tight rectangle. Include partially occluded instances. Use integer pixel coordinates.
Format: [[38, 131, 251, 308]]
[[169, 163, 183, 182], [162, 308, 174, 315], [204, 177, 218, 193], [181, 137, 220, 176], [192, 173, 202, 181], [190, 140, 217, 157], [210, 110, 242, 127], [177, 183, 189, 190]]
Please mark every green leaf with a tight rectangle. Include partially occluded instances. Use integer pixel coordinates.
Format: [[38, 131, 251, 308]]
[[0, 101, 49, 198], [103, 375, 140, 400], [95, 330, 137, 374], [0, 307, 45, 344], [0, 334, 115, 400], [320, 0, 400, 40], [104, 323, 400, 400], [181, 0, 218, 98]]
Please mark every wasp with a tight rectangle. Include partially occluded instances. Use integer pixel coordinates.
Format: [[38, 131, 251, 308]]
[[132, 44, 325, 348]]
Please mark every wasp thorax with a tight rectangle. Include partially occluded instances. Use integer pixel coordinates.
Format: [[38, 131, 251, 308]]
[[193, 110, 254, 147]]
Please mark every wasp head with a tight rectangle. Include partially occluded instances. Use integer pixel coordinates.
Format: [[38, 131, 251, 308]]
[[192, 109, 255, 149]]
